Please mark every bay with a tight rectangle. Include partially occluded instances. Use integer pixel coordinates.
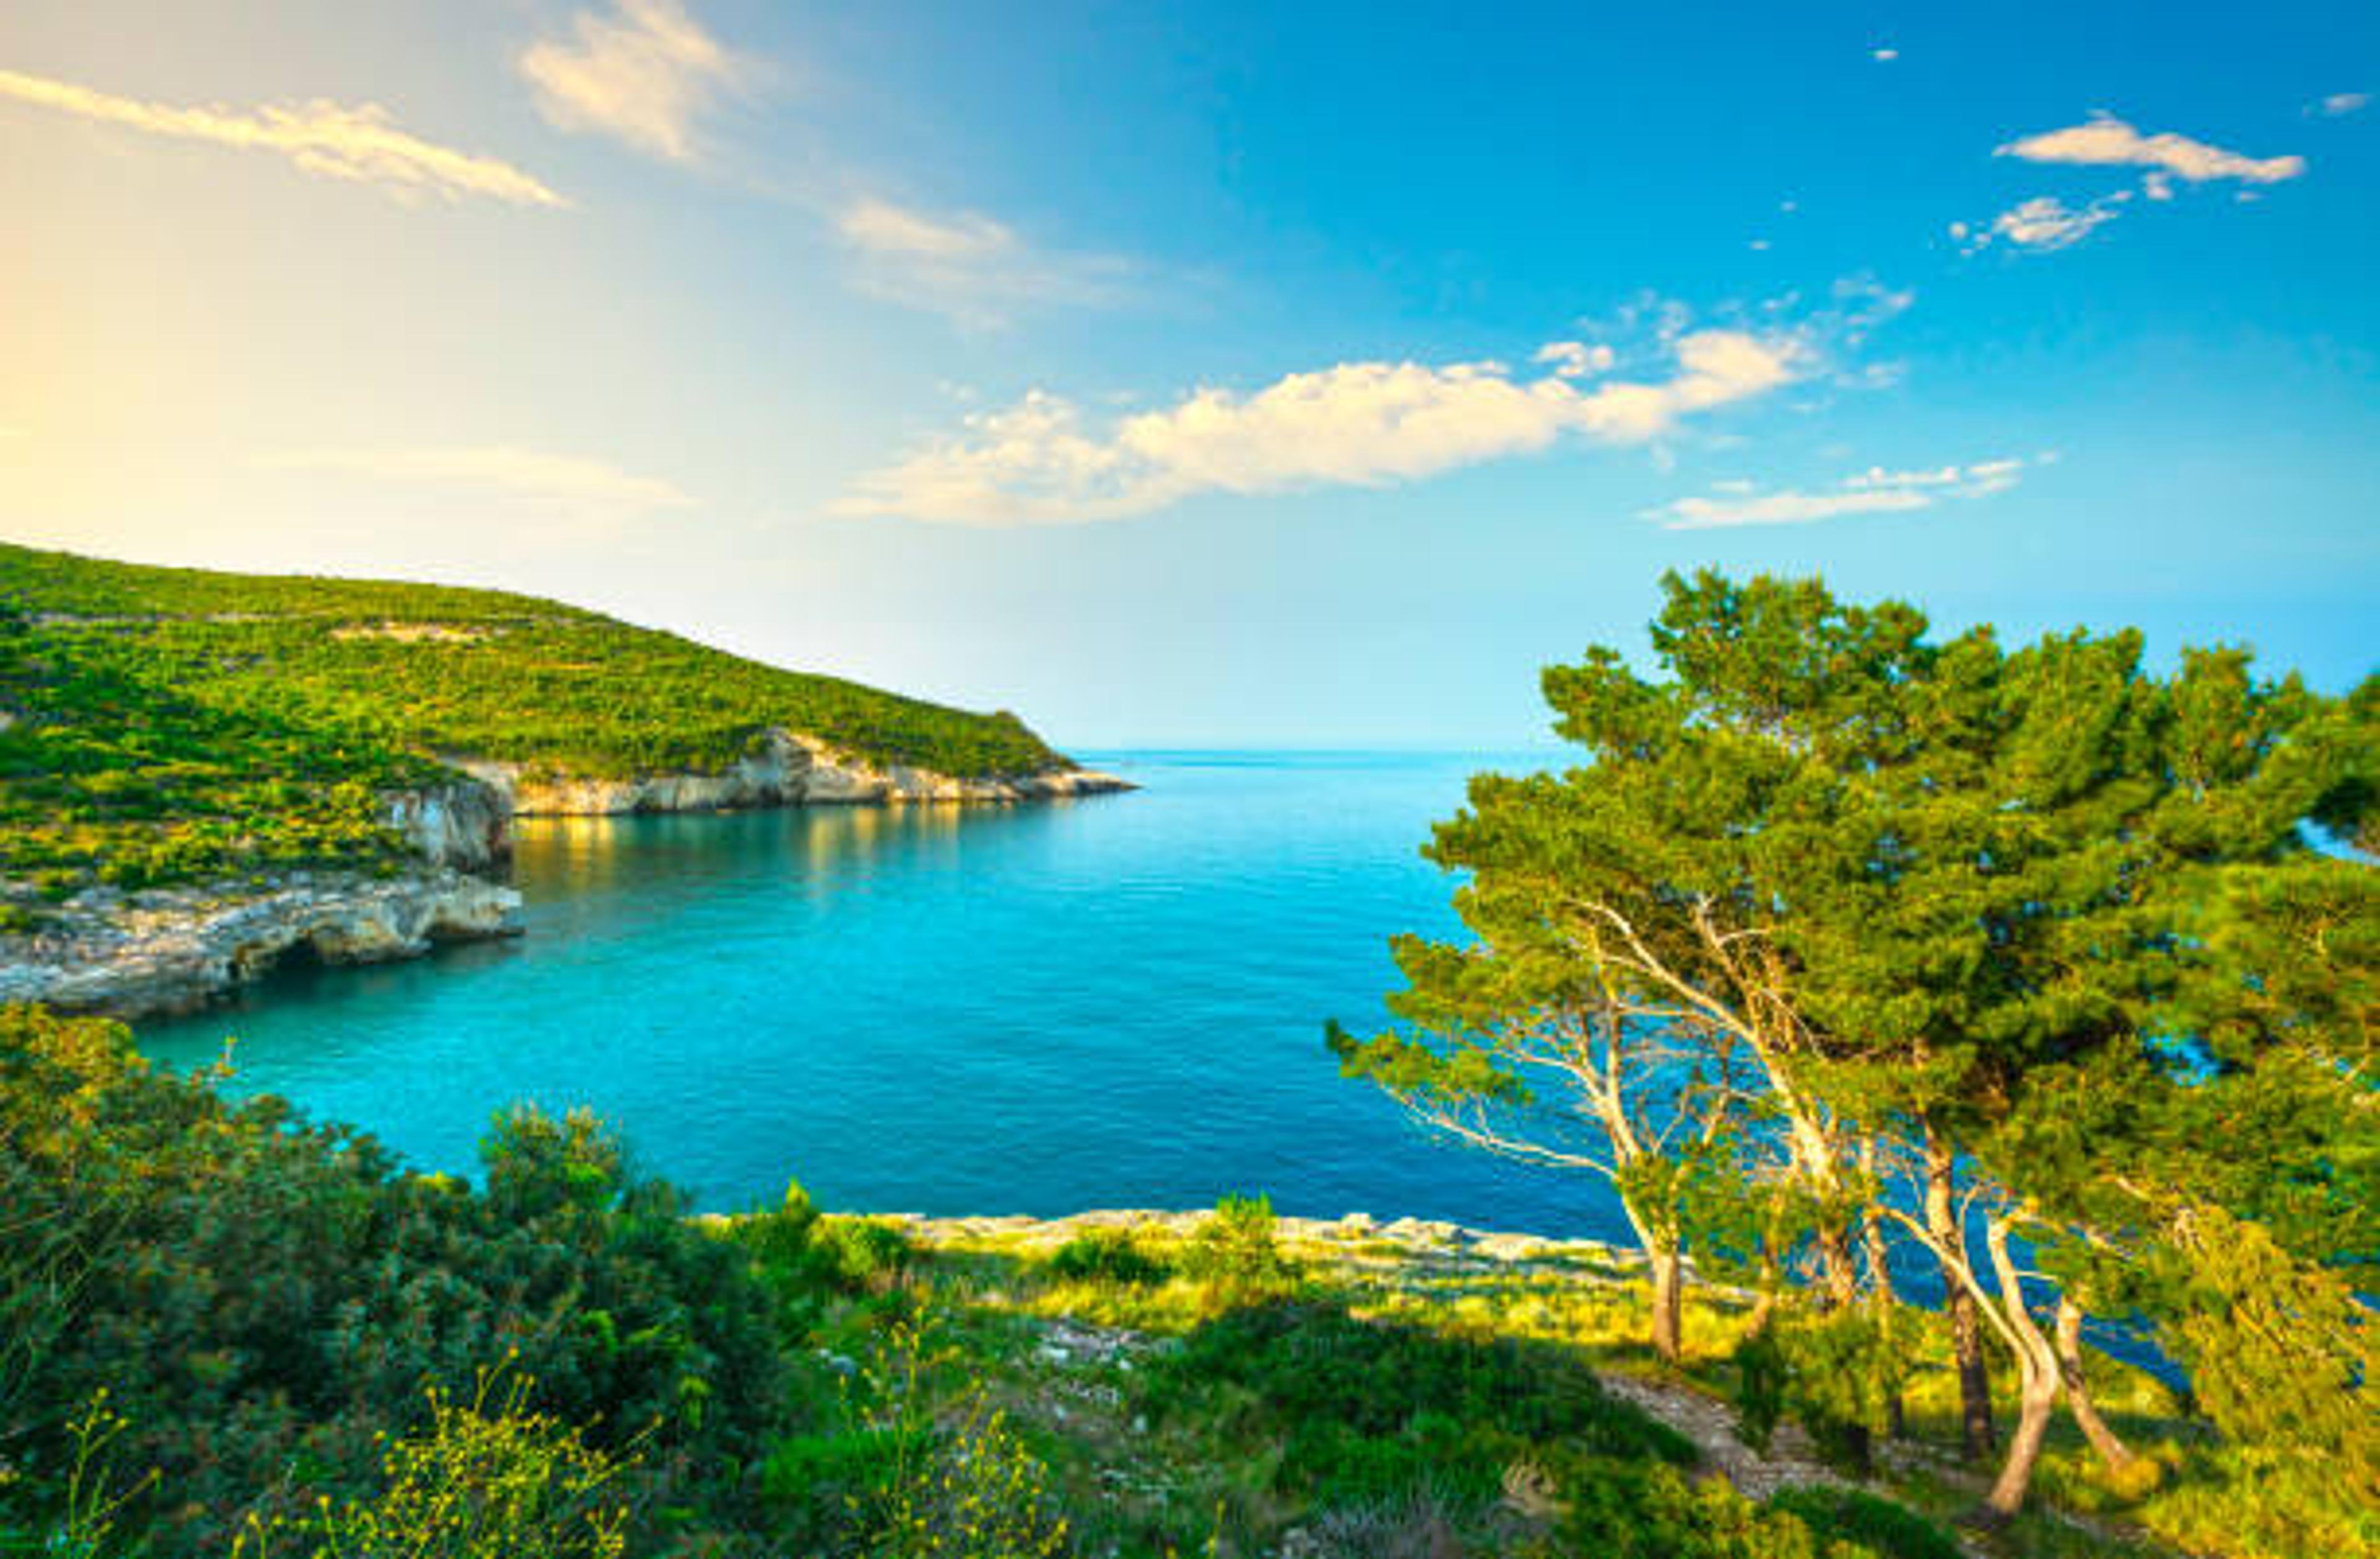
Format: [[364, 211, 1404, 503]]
[[141, 751, 1623, 1240]]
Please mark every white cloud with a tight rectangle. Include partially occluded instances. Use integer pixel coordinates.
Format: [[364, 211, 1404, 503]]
[[1649, 455, 2032, 530], [519, 0, 745, 164], [839, 326, 1809, 525], [2311, 92, 2369, 118], [1998, 113, 2305, 186], [1872, 47, 1899, 62], [1960, 115, 2304, 257], [0, 68, 566, 206], [255, 446, 695, 512], [834, 196, 1135, 328], [1952, 192, 2131, 253], [1533, 340, 1615, 379]]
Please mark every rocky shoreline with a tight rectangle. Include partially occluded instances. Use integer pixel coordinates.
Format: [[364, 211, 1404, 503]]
[[0, 868, 524, 1019], [881, 1205, 1660, 1281], [1, 735, 1130, 1021]]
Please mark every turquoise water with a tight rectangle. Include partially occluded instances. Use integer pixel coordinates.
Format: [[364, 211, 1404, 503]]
[[141, 752, 1622, 1240]]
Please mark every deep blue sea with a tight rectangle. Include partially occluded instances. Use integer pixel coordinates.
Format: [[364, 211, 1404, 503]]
[[141, 752, 1629, 1240]]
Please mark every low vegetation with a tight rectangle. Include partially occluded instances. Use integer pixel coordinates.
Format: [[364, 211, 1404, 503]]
[[1, 568, 2366, 1555], [4, 1003, 2358, 1557], [0, 542, 1067, 897]]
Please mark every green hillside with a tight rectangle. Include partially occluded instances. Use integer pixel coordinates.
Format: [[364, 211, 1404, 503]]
[[0, 543, 1068, 894]]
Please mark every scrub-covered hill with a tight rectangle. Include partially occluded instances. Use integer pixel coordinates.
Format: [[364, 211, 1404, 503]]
[[0, 542, 1101, 890], [0, 542, 1119, 1012]]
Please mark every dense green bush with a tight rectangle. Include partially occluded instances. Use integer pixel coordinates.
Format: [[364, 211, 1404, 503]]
[[0, 1006, 784, 1557], [1148, 1300, 1693, 1508], [1551, 1456, 1905, 1559], [1763, 1487, 1963, 1559], [1726, 1311, 1916, 1475]]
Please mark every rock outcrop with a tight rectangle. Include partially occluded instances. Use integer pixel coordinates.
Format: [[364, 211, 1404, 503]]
[[0, 871, 522, 1019], [2, 734, 1126, 1019], [456, 728, 1132, 816], [382, 777, 513, 869]]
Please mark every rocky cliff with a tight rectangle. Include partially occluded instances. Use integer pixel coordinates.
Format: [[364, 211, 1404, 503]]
[[455, 727, 1133, 816], [382, 776, 514, 868], [4, 741, 1128, 1019], [0, 869, 522, 1019]]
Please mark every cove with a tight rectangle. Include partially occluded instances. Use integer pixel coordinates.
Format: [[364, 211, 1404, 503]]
[[139, 751, 1618, 1240]]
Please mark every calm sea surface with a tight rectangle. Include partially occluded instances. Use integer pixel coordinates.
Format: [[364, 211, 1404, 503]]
[[141, 752, 1627, 1239]]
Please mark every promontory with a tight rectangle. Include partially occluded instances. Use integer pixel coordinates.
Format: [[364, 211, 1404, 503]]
[[0, 542, 1127, 1017]]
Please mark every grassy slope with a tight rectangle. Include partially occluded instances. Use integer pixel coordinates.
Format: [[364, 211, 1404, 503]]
[[0, 542, 1068, 894], [865, 1214, 2314, 1559]]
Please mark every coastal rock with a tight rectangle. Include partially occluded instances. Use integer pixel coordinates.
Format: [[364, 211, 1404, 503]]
[[382, 777, 513, 869], [0, 870, 523, 1020], [456, 727, 1133, 816]]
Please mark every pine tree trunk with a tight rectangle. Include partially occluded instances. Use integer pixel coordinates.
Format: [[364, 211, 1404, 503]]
[[1981, 1212, 2061, 1521], [1925, 1124, 1996, 1461], [1816, 1220, 1859, 1309], [1786, 1104, 1859, 1309], [1986, 1361, 2061, 1521], [2055, 1298, 2136, 1472], [1650, 1245, 1685, 1363], [1619, 1196, 1687, 1364], [1861, 1140, 1904, 1440]]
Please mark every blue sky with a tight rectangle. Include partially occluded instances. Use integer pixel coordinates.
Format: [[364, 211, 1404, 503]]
[[1, 1, 2373, 747]]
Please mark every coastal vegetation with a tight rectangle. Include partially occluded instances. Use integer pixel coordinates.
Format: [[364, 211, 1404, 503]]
[[0, 542, 1066, 897], [0, 570, 2368, 1556], [1336, 571, 2374, 1535]]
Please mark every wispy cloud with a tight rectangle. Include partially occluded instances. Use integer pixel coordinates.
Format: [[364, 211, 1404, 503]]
[[1956, 114, 2303, 257], [1951, 192, 2131, 253], [2309, 91, 2369, 119], [256, 446, 694, 512], [519, 0, 746, 164], [1998, 113, 2306, 186], [835, 196, 1137, 328], [839, 325, 1809, 525], [0, 68, 566, 207], [1648, 455, 2035, 530]]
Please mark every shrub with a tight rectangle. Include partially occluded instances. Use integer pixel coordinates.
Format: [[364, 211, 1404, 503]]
[[762, 1309, 1067, 1557], [1046, 1229, 1170, 1286], [1765, 1487, 1962, 1559], [1148, 1301, 1692, 1509], [1730, 1308, 1914, 1473], [235, 1372, 637, 1559], [1554, 1456, 1900, 1559], [739, 1180, 821, 1271], [1179, 1193, 1298, 1290], [1731, 1325, 1789, 1456], [810, 1218, 916, 1293], [0, 1006, 783, 1558]]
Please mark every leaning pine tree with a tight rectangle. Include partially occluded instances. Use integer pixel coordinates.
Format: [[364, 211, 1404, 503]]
[[1329, 900, 1753, 1361]]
